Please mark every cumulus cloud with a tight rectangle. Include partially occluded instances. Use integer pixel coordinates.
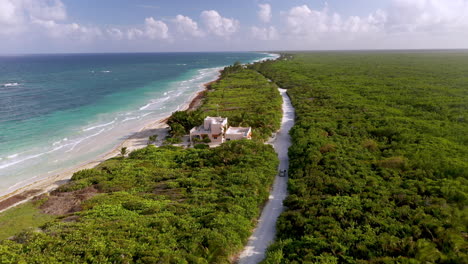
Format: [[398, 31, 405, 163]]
[[107, 28, 124, 40], [201, 10, 239, 37], [174, 14, 204, 37], [283, 1, 468, 39], [126, 28, 144, 40], [386, 0, 468, 32], [284, 4, 386, 37], [0, 0, 67, 34], [24, 0, 67, 21], [0, 0, 103, 43], [2, 0, 468, 52], [258, 4, 272, 23], [251, 26, 278, 40], [0, 0, 172, 43], [144, 17, 169, 39], [32, 18, 102, 41], [0, 0, 20, 27]]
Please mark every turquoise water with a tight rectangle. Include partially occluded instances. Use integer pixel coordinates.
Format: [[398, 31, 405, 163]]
[[0, 52, 277, 195]]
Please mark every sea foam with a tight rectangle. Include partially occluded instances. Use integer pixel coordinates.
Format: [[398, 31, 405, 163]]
[[2, 82, 20, 87]]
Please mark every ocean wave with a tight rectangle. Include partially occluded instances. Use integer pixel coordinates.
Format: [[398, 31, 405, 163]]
[[139, 96, 171, 111], [2, 82, 20, 87], [0, 145, 65, 170], [122, 116, 138, 122], [101, 70, 111, 73], [83, 120, 115, 132], [66, 128, 106, 153], [52, 137, 68, 146]]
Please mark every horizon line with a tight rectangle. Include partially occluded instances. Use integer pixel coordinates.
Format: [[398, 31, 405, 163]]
[[1, 48, 468, 56]]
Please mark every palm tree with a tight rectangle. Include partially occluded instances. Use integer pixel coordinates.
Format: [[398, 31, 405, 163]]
[[120, 147, 128, 157]]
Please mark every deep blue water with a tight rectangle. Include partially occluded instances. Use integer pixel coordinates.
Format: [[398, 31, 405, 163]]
[[0, 52, 275, 195]]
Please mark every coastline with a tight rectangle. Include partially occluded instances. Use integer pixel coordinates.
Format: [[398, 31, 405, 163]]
[[0, 52, 278, 213], [0, 71, 220, 213]]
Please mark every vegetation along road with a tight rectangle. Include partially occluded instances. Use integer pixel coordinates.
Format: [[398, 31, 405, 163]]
[[238, 88, 295, 264]]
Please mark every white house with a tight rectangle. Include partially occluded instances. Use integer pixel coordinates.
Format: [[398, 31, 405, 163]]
[[190, 116, 251, 144], [190, 116, 228, 144]]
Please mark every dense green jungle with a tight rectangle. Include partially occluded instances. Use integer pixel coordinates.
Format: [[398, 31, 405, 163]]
[[251, 52, 468, 263]]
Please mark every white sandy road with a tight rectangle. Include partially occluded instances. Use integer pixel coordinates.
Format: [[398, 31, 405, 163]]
[[238, 88, 295, 264]]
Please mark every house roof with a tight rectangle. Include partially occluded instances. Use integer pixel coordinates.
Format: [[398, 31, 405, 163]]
[[205, 116, 227, 124], [226, 127, 251, 136], [190, 125, 210, 134]]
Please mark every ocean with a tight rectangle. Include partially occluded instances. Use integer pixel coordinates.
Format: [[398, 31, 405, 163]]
[[0, 52, 277, 196]]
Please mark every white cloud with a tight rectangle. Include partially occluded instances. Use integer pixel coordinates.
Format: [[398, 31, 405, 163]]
[[107, 28, 124, 40], [284, 4, 386, 38], [200, 10, 239, 37], [24, 0, 67, 21], [258, 4, 272, 23], [144, 17, 169, 39], [0, 0, 94, 41], [2, 0, 468, 52], [285, 5, 330, 35], [251, 26, 278, 40], [32, 18, 102, 41], [0, 0, 19, 25], [127, 28, 144, 40], [386, 0, 468, 32], [174, 14, 204, 37], [283, 1, 468, 39], [0, 0, 67, 34]]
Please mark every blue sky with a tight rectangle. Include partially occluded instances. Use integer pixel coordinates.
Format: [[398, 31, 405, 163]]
[[62, 0, 390, 25], [0, 0, 467, 53]]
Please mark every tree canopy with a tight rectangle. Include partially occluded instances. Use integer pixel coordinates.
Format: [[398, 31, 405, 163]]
[[254, 52, 468, 263]]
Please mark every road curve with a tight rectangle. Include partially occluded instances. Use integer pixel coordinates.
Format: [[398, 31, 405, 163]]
[[237, 88, 295, 264]]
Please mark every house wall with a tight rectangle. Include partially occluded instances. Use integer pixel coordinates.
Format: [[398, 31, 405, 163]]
[[209, 134, 224, 143], [203, 119, 211, 130], [226, 133, 246, 141], [211, 123, 222, 134]]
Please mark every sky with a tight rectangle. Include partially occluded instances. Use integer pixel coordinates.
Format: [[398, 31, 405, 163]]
[[0, 0, 467, 53]]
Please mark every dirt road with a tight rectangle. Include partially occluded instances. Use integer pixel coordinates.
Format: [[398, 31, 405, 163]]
[[238, 88, 295, 264]]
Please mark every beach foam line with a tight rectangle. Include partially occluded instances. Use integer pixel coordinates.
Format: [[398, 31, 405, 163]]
[[52, 137, 68, 146], [0, 145, 65, 170], [66, 128, 106, 153], [0, 126, 110, 170], [139, 96, 171, 111], [7, 154, 19, 159], [122, 116, 138, 122], [83, 120, 116, 132]]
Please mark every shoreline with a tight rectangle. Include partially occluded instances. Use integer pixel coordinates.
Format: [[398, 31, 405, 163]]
[[0, 72, 220, 213], [0, 52, 278, 213]]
